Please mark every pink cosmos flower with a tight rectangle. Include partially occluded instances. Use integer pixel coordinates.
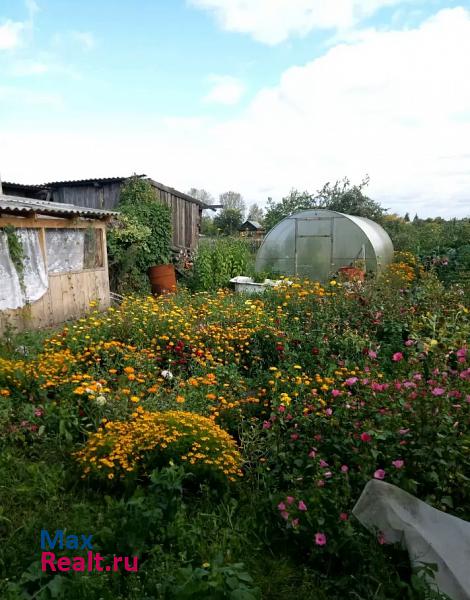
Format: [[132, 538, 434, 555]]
[[392, 352, 404, 362], [341, 465, 349, 473], [456, 347, 467, 359], [298, 500, 307, 511], [392, 460, 404, 469], [340, 512, 348, 521], [345, 377, 358, 386], [262, 421, 271, 429], [399, 428, 410, 435], [324, 471, 332, 478], [377, 532, 386, 545], [280, 511, 289, 520], [331, 389, 341, 397], [368, 350, 377, 359], [286, 496, 295, 505], [432, 387, 445, 396], [319, 459, 329, 468], [325, 408, 333, 416], [405, 339, 414, 347], [315, 533, 327, 546], [361, 432, 372, 442], [291, 433, 299, 441], [291, 518, 299, 528], [278, 502, 286, 511], [374, 469, 386, 480], [278, 405, 286, 413]]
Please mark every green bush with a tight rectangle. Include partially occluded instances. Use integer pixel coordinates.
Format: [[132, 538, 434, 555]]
[[192, 238, 251, 290]]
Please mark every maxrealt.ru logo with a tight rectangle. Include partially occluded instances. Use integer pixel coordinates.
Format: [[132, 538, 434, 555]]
[[40, 530, 138, 573]]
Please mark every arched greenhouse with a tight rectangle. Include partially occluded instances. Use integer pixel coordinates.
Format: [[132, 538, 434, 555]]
[[255, 209, 394, 281]]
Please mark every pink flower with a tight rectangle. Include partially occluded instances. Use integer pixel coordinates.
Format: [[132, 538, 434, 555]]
[[456, 347, 467, 359], [278, 405, 286, 413], [325, 408, 333, 416], [315, 532, 327, 546], [278, 502, 286, 511], [34, 408, 43, 417], [291, 433, 299, 441], [345, 377, 358, 386], [324, 471, 332, 478], [286, 496, 295, 505], [399, 428, 410, 435], [431, 387, 445, 396], [392, 352, 404, 362], [319, 459, 329, 468], [374, 469, 386, 480], [377, 532, 386, 545], [280, 511, 289, 520], [361, 432, 372, 442], [262, 420, 271, 429], [317, 479, 325, 487], [404, 339, 414, 347], [339, 512, 348, 521], [331, 389, 341, 397], [308, 449, 316, 458], [368, 350, 377, 359], [392, 460, 404, 469], [341, 465, 349, 473], [298, 500, 307, 511], [291, 518, 299, 528]]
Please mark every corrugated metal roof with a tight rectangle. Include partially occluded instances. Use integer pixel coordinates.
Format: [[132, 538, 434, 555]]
[[0, 194, 118, 219], [42, 175, 145, 187]]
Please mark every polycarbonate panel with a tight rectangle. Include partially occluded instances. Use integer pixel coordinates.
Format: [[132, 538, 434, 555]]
[[255, 209, 394, 281]]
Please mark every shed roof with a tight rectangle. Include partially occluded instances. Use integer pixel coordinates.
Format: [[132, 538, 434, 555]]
[[240, 220, 263, 230], [3, 176, 214, 209], [0, 194, 118, 220]]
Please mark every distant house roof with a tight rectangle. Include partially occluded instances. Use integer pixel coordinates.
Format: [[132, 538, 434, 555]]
[[239, 220, 263, 231], [3, 175, 215, 210], [0, 194, 118, 220]]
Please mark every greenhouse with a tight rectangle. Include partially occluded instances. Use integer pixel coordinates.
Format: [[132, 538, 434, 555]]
[[255, 209, 394, 281]]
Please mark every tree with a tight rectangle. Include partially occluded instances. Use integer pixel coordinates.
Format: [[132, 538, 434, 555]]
[[200, 215, 218, 236], [247, 203, 264, 224], [214, 208, 243, 235], [187, 188, 215, 205], [219, 191, 245, 219], [263, 177, 387, 232], [404, 212, 410, 222]]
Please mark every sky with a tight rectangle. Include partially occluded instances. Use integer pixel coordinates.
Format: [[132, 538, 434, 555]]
[[0, 0, 470, 218]]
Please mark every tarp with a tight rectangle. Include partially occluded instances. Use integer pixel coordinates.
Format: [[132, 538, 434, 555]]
[[0, 229, 48, 310], [353, 480, 470, 600]]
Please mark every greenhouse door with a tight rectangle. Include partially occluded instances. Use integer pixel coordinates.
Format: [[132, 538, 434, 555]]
[[294, 217, 333, 281]]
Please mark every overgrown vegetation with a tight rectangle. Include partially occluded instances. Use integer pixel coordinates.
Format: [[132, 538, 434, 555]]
[[190, 238, 251, 290], [0, 254, 467, 599], [107, 177, 172, 294]]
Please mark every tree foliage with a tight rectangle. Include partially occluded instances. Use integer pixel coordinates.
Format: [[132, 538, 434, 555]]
[[247, 203, 264, 224], [219, 191, 245, 218], [214, 208, 243, 235], [264, 177, 386, 232]]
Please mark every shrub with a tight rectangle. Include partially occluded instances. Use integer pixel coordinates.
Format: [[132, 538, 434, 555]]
[[75, 408, 243, 483], [192, 238, 251, 290]]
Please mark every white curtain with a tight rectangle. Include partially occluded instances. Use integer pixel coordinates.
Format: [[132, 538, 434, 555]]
[[0, 229, 48, 310], [46, 229, 85, 273]]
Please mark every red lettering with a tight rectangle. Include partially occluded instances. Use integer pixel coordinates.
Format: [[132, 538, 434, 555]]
[[124, 556, 138, 572], [113, 556, 122, 570], [41, 552, 56, 571], [57, 557, 71, 571]]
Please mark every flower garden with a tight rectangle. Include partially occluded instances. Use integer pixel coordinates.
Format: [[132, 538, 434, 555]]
[[0, 255, 469, 599]]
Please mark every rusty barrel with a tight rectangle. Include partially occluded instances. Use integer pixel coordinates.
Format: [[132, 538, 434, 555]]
[[148, 264, 177, 295]]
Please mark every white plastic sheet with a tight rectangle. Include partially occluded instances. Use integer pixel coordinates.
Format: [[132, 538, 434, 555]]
[[353, 479, 470, 600], [46, 229, 85, 273], [0, 229, 48, 310]]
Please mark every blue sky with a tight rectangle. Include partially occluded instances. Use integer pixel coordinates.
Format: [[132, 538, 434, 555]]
[[1, 0, 470, 217]]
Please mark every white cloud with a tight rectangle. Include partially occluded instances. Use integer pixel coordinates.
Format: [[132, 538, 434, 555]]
[[0, 20, 25, 50], [1, 8, 470, 218], [0, 85, 63, 108], [190, 0, 417, 44], [204, 75, 245, 105], [10, 60, 50, 76], [71, 31, 95, 50]]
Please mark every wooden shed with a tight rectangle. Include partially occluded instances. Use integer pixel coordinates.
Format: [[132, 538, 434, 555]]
[[0, 194, 117, 334], [239, 220, 264, 239], [3, 176, 212, 252]]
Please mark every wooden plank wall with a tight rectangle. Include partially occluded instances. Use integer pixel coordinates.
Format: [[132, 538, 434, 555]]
[[0, 269, 110, 335]]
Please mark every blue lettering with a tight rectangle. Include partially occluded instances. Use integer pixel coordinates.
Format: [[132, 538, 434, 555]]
[[40, 530, 63, 550]]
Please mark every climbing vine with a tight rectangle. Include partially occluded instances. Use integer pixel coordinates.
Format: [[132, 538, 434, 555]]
[[2, 225, 26, 293]]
